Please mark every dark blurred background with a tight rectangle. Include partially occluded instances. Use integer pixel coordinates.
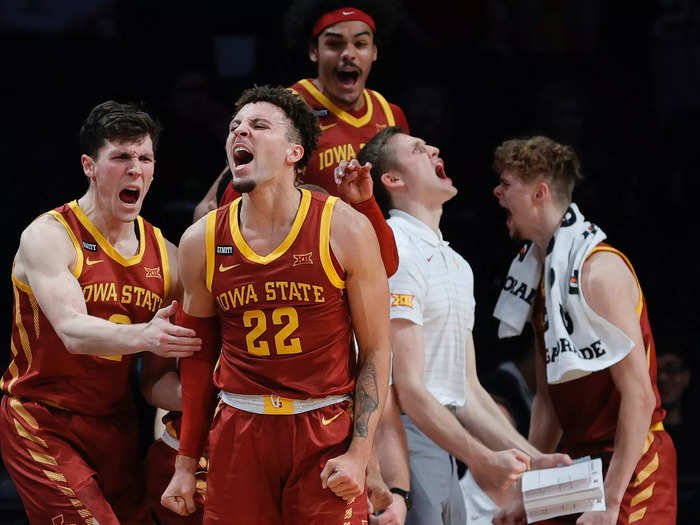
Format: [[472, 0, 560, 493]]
[[1, 0, 698, 522]]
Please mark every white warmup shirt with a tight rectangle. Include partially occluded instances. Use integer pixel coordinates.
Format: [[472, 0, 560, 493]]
[[387, 209, 475, 407]]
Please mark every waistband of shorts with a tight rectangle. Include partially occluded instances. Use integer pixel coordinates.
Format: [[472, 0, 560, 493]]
[[219, 391, 351, 415], [161, 426, 180, 451]]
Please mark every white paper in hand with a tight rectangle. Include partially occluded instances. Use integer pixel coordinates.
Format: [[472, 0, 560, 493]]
[[521, 457, 605, 523]]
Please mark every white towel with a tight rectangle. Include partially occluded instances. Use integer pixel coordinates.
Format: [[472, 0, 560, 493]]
[[494, 204, 634, 384]]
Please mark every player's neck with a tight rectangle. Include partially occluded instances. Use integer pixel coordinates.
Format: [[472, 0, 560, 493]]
[[396, 201, 444, 236], [313, 78, 366, 112], [77, 192, 137, 246], [239, 182, 302, 235], [531, 205, 569, 258]]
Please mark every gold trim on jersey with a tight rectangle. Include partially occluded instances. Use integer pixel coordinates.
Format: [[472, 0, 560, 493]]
[[14, 418, 48, 448], [154, 226, 171, 299], [12, 282, 33, 375], [9, 397, 38, 429], [319, 197, 345, 289], [588, 245, 644, 317], [298, 79, 374, 128], [67, 200, 146, 266], [47, 210, 84, 278], [230, 189, 312, 265], [205, 209, 218, 293], [1, 341, 20, 394], [371, 89, 396, 126]]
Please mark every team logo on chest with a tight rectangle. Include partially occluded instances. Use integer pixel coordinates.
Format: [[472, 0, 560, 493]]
[[292, 252, 313, 267], [145, 267, 162, 279]]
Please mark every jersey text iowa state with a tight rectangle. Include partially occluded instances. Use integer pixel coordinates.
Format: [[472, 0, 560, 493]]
[[83, 282, 163, 313], [216, 280, 326, 311], [318, 143, 366, 170]]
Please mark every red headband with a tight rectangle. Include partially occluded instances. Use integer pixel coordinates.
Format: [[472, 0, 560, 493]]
[[312, 7, 376, 37]]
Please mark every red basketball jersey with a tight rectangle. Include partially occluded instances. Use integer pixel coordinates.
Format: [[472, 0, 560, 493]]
[[289, 79, 409, 194], [534, 244, 665, 454], [206, 189, 354, 398], [1, 200, 171, 415]]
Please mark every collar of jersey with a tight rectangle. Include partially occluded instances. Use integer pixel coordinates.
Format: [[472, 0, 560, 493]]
[[229, 189, 312, 265], [298, 79, 373, 128], [388, 209, 447, 248], [68, 200, 146, 266]]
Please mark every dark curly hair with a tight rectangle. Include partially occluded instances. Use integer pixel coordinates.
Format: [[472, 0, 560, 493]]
[[284, 0, 399, 53], [233, 85, 321, 177], [492, 136, 584, 205], [356, 125, 405, 216], [80, 100, 161, 158]]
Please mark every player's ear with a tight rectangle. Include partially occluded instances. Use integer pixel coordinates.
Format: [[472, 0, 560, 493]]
[[380, 171, 403, 190], [533, 181, 550, 203], [286, 144, 304, 166], [81, 154, 96, 180], [309, 44, 319, 64]]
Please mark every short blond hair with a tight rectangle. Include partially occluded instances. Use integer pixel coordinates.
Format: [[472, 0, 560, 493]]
[[493, 136, 583, 204]]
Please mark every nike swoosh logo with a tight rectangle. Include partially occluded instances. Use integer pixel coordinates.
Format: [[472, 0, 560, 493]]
[[219, 263, 241, 272], [320, 123, 337, 131], [342, 10, 355, 15], [321, 411, 344, 426], [86, 258, 104, 265]]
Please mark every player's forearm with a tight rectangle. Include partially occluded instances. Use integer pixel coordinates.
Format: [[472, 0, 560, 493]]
[[143, 370, 182, 411], [528, 392, 562, 454], [457, 384, 540, 459], [375, 389, 410, 489], [58, 313, 153, 356], [397, 381, 492, 467], [603, 389, 655, 507], [348, 352, 390, 460]]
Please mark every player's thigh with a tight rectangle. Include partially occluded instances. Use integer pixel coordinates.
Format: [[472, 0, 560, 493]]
[[204, 405, 283, 525], [284, 402, 368, 525], [0, 396, 120, 525]]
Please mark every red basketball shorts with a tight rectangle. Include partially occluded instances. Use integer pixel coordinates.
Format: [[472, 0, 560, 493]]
[[0, 395, 152, 525], [204, 399, 368, 525]]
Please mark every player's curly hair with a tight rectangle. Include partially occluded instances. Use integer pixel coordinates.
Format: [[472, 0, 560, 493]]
[[80, 100, 161, 158], [284, 0, 399, 52], [233, 85, 321, 178], [492, 136, 583, 205]]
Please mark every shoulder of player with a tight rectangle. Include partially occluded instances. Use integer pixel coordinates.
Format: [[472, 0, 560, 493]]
[[179, 213, 209, 253], [20, 213, 74, 257], [328, 198, 373, 241], [581, 250, 637, 305]]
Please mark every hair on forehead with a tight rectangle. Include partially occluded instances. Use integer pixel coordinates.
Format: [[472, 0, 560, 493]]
[[233, 85, 321, 177]]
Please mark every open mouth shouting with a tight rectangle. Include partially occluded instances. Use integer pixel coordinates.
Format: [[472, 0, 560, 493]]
[[119, 186, 141, 205], [335, 65, 361, 90], [232, 144, 254, 172], [435, 159, 451, 184]]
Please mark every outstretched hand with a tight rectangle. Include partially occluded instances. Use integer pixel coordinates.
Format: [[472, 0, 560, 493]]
[[335, 159, 374, 204], [144, 301, 202, 358], [470, 448, 530, 507]]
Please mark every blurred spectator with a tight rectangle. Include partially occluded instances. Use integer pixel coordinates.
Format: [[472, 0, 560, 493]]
[[657, 341, 700, 523]]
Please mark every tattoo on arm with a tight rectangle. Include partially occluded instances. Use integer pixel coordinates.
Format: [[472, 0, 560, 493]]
[[355, 362, 379, 437]]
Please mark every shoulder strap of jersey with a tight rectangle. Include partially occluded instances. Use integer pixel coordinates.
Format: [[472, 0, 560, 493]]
[[369, 89, 396, 126], [153, 226, 171, 299], [205, 208, 219, 293], [587, 245, 643, 317], [319, 196, 345, 289], [46, 209, 84, 278]]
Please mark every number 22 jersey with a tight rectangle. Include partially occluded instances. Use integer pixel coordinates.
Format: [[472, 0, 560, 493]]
[[206, 189, 354, 399]]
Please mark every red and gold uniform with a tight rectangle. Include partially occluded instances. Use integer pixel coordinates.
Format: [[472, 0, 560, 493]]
[[535, 245, 676, 524], [0, 200, 170, 525], [201, 188, 366, 524]]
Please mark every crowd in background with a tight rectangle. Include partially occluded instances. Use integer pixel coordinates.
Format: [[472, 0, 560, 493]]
[[2, 0, 699, 522]]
